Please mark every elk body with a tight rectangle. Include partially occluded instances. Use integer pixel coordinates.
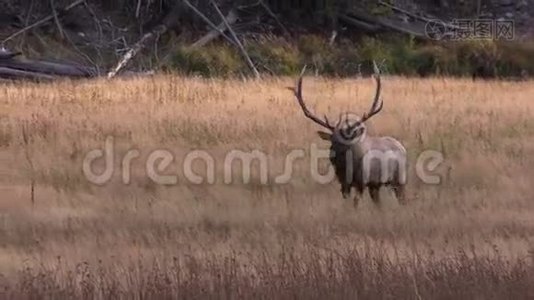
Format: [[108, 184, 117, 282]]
[[291, 63, 407, 208]]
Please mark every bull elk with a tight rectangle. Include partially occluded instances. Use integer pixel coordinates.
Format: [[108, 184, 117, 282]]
[[290, 63, 407, 208]]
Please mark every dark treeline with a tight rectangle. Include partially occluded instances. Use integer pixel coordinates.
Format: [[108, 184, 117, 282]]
[[0, 0, 532, 78]]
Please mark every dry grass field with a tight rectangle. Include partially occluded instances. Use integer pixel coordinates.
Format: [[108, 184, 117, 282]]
[[1, 74, 534, 299]]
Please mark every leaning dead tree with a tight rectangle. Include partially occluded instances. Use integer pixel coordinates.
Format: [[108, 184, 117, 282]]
[[106, 2, 184, 78], [108, 0, 260, 79]]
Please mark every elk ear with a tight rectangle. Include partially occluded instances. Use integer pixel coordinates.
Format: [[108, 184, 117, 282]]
[[317, 131, 332, 141]]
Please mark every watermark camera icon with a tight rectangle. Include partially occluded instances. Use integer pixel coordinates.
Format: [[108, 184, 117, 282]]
[[425, 19, 448, 40]]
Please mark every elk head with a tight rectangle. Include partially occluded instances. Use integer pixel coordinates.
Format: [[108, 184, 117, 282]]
[[291, 62, 383, 147]]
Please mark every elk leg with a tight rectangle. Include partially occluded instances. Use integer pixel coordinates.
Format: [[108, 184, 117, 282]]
[[393, 185, 407, 205], [341, 184, 351, 199], [353, 192, 362, 209], [353, 185, 364, 209], [369, 186, 381, 206]]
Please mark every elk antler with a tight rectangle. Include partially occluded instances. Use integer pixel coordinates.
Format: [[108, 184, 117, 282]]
[[360, 61, 383, 123], [292, 65, 335, 131]]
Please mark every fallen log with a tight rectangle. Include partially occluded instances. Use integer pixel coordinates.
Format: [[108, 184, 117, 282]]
[[373, 16, 428, 38], [339, 15, 381, 32], [377, 0, 461, 30], [0, 59, 96, 77], [343, 8, 430, 39], [0, 67, 56, 81], [0, 48, 22, 59]]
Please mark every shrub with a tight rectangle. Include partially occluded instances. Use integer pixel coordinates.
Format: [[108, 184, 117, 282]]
[[246, 37, 300, 75], [168, 34, 534, 79], [171, 44, 244, 77]]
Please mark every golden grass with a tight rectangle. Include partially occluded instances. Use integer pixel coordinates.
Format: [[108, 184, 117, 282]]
[[1, 75, 534, 298]]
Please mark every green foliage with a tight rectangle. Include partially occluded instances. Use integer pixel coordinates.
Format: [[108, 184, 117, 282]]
[[298, 34, 338, 74], [246, 37, 300, 75], [370, 4, 393, 15], [495, 41, 534, 76], [171, 44, 244, 77], [168, 35, 534, 79]]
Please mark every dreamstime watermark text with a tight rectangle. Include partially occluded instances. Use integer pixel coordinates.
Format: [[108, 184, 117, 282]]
[[82, 136, 446, 187]]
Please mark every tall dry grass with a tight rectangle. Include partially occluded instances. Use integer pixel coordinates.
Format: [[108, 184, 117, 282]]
[[0, 75, 534, 299]]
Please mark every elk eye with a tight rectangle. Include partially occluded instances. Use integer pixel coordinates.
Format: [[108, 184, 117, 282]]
[[349, 124, 361, 135], [346, 126, 364, 139]]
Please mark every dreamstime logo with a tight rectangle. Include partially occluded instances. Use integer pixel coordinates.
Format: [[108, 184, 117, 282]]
[[82, 136, 447, 187]]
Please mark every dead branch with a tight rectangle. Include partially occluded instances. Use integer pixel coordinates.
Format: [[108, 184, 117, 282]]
[[339, 14, 380, 32], [259, 0, 290, 38], [107, 23, 168, 78], [189, 9, 238, 49], [50, 0, 65, 40], [210, 1, 260, 79], [2, 0, 85, 44], [0, 48, 22, 59], [342, 7, 431, 39], [136, 0, 143, 19], [377, 0, 460, 30], [107, 0, 243, 78], [19, 0, 35, 48], [106, 1, 187, 78], [182, 0, 236, 46], [329, 30, 338, 46], [21, 124, 36, 208], [372, 16, 427, 38]]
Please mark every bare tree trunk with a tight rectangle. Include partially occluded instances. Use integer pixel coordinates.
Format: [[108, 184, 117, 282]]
[[107, 24, 169, 78], [107, 3, 183, 78]]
